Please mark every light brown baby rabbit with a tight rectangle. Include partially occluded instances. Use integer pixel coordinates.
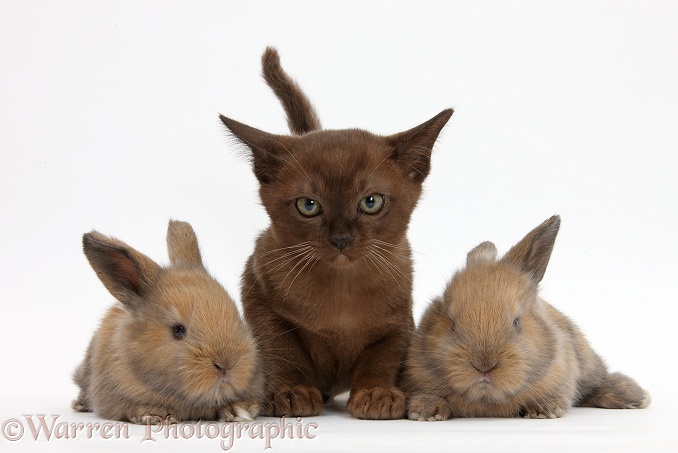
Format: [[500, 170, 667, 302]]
[[73, 220, 264, 424], [404, 215, 650, 421]]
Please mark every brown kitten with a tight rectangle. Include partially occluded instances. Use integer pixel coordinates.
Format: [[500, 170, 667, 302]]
[[220, 47, 453, 419]]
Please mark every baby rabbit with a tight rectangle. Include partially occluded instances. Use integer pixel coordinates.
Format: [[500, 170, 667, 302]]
[[405, 215, 650, 421], [72, 220, 264, 424]]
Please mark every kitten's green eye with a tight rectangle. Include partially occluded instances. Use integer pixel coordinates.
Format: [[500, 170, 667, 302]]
[[296, 198, 322, 217], [358, 194, 384, 215]]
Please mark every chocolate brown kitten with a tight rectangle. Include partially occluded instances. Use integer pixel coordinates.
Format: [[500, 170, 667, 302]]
[[220, 47, 453, 419]]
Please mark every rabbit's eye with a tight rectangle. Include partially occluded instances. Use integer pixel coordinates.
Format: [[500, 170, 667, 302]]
[[448, 318, 456, 333], [513, 318, 521, 333], [171, 324, 187, 340]]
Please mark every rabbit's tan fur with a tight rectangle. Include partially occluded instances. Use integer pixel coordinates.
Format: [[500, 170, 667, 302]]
[[404, 216, 650, 421], [73, 220, 264, 424]]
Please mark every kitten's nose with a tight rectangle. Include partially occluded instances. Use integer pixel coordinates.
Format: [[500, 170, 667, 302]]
[[330, 235, 352, 251]]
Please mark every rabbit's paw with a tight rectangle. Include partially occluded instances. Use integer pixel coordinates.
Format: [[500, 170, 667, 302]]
[[520, 399, 568, 419], [219, 400, 261, 422], [129, 411, 178, 425], [407, 394, 452, 421]]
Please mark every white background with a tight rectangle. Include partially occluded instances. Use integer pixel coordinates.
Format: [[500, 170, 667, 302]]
[[1, 1, 676, 451]]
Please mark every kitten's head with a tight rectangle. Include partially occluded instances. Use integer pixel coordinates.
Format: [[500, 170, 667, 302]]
[[220, 110, 452, 266]]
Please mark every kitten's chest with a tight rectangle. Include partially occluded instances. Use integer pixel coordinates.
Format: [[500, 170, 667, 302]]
[[276, 269, 407, 337]]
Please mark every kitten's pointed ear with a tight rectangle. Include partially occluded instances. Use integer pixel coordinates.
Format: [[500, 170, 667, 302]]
[[166, 220, 204, 269], [83, 231, 161, 310], [467, 241, 498, 266], [219, 115, 291, 184], [500, 215, 561, 283], [386, 108, 453, 183]]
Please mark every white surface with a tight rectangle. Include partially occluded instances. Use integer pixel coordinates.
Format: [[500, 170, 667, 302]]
[[0, 395, 674, 452], [1, 1, 676, 452]]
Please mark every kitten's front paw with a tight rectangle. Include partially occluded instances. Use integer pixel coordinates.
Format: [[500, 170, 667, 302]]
[[268, 385, 323, 417], [407, 394, 452, 421], [219, 400, 260, 422], [520, 399, 568, 419], [347, 387, 406, 420]]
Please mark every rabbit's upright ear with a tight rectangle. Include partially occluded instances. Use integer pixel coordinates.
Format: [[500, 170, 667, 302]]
[[500, 215, 561, 283], [166, 220, 204, 268], [466, 241, 498, 266], [83, 232, 161, 309]]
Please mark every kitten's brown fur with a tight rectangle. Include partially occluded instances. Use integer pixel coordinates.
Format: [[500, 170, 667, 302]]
[[220, 48, 453, 419], [261, 48, 321, 134]]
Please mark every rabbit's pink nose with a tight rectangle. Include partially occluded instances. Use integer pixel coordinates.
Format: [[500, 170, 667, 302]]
[[214, 362, 232, 382], [476, 373, 492, 384]]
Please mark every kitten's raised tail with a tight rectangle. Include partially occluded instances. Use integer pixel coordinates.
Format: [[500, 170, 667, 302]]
[[262, 47, 322, 135]]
